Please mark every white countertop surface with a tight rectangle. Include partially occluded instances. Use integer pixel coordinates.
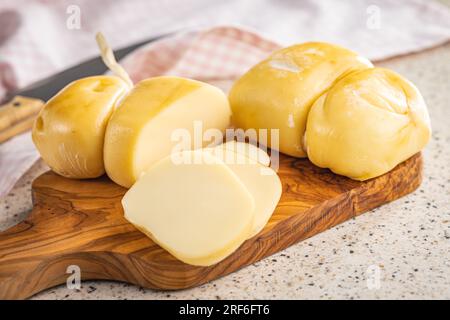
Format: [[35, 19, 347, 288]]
[[1, 43, 449, 300]]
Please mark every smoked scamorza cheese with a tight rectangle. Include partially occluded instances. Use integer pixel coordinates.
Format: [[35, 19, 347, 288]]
[[104, 76, 231, 188], [229, 42, 373, 158], [32, 76, 128, 178], [122, 150, 255, 266], [305, 68, 431, 181]]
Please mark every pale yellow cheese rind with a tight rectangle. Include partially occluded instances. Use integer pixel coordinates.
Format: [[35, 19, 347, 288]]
[[122, 150, 255, 266], [305, 68, 431, 181], [104, 76, 232, 188], [32, 76, 128, 178], [229, 42, 373, 158]]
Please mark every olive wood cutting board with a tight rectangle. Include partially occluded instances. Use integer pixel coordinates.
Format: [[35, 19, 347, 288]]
[[0, 153, 423, 299]]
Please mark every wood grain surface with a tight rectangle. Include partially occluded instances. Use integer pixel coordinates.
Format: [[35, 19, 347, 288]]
[[0, 153, 423, 299]]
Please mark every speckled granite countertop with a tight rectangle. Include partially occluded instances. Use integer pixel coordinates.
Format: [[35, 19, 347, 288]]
[[1, 43, 449, 300]]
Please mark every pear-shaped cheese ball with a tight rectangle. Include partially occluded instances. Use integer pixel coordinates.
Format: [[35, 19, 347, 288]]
[[229, 42, 373, 158], [305, 68, 431, 181], [32, 76, 128, 178]]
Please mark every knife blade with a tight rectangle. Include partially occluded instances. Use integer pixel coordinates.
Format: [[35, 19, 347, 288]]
[[0, 33, 166, 143]]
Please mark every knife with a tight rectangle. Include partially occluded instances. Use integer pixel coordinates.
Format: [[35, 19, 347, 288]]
[[0, 33, 166, 143]]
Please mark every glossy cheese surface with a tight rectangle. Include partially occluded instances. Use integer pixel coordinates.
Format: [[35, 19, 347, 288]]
[[229, 42, 373, 158], [32, 76, 128, 178], [305, 68, 431, 181]]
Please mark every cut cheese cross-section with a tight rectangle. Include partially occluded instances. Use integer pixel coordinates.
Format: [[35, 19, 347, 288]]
[[204, 147, 282, 238], [122, 150, 255, 266], [213, 141, 271, 167], [104, 76, 231, 188]]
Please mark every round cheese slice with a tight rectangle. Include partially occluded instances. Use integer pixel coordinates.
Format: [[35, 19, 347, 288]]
[[205, 147, 282, 238], [122, 150, 255, 266], [213, 141, 271, 167]]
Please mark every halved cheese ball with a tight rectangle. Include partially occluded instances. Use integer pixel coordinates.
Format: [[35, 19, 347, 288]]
[[229, 42, 373, 158], [104, 76, 231, 188], [305, 68, 431, 181], [204, 147, 281, 238], [213, 141, 271, 166], [122, 150, 255, 266], [32, 76, 128, 178]]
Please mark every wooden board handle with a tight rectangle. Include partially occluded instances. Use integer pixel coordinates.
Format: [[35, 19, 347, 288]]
[[0, 200, 96, 299], [0, 200, 140, 299], [0, 96, 44, 143], [0, 153, 424, 299], [0, 207, 61, 299]]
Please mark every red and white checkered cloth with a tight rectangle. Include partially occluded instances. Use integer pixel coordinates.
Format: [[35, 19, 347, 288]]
[[121, 26, 280, 91]]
